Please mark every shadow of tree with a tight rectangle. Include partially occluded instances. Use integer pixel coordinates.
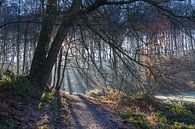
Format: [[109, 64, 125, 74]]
[[33, 90, 69, 128], [66, 95, 122, 129]]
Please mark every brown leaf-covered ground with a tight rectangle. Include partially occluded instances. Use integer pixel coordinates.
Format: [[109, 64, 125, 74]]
[[0, 85, 131, 129], [0, 85, 69, 128]]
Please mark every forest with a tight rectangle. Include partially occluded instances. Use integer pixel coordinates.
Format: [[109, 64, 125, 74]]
[[0, 0, 195, 128]]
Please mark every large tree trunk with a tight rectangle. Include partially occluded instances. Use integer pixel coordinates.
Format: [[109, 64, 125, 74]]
[[29, 0, 57, 80], [29, 0, 107, 89], [36, 14, 78, 88]]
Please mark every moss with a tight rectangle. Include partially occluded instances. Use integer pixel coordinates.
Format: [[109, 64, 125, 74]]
[[0, 75, 15, 86], [38, 91, 64, 111]]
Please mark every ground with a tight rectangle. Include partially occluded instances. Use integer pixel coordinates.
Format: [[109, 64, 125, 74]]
[[65, 94, 130, 129], [86, 89, 195, 129], [1, 76, 195, 129], [0, 83, 130, 129]]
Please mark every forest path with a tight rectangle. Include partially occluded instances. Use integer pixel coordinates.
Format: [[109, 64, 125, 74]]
[[65, 94, 130, 129]]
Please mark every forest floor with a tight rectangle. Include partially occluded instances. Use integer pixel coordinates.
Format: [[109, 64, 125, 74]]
[[0, 82, 130, 129], [65, 94, 130, 129], [86, 88, 195, 128], [0, 85, 69, 128], [1, 76, 195, 129]]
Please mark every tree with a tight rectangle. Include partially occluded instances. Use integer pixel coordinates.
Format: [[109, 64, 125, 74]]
[[29, 0, 57, 83], [28, 0, 195, 89], [29, 0, 111, 88]]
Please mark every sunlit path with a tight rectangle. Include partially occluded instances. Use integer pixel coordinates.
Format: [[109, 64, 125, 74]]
[[65, 94, 128, 129]]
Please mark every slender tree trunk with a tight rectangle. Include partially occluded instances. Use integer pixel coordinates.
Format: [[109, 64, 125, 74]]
[[58, 45, 70, 88], [98, 40, 103, 69], [22, 24, 29, 74], [16, 0, 21, 75], [53, 61, 57, 87], [2, 26, 7, 69], [16, 23, 20, 75], [189, 29, 194, 50], [55, 48, 63, 90]]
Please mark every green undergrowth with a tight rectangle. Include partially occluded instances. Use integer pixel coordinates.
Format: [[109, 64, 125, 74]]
[[38, 91, 65, 110], [119, 100, 195, 129], [0, 74, 65, 105], [121, 95, 195, 128], [36, 91, 68, 128], [0, 73, 68, 128], [0, 75, 29, 128], [0, 76, 40, 100]]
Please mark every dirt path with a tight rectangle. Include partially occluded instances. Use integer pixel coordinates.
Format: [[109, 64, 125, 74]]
[[0, 85, 130, 128], [65, 95, 130, 129]]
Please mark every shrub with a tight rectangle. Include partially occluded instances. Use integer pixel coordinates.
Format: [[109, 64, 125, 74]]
[[2, 69, 14, 78], [171, 122, 195, 129]]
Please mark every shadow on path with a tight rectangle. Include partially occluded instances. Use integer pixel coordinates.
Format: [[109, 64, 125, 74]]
[[66, 94, 129, 129]]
